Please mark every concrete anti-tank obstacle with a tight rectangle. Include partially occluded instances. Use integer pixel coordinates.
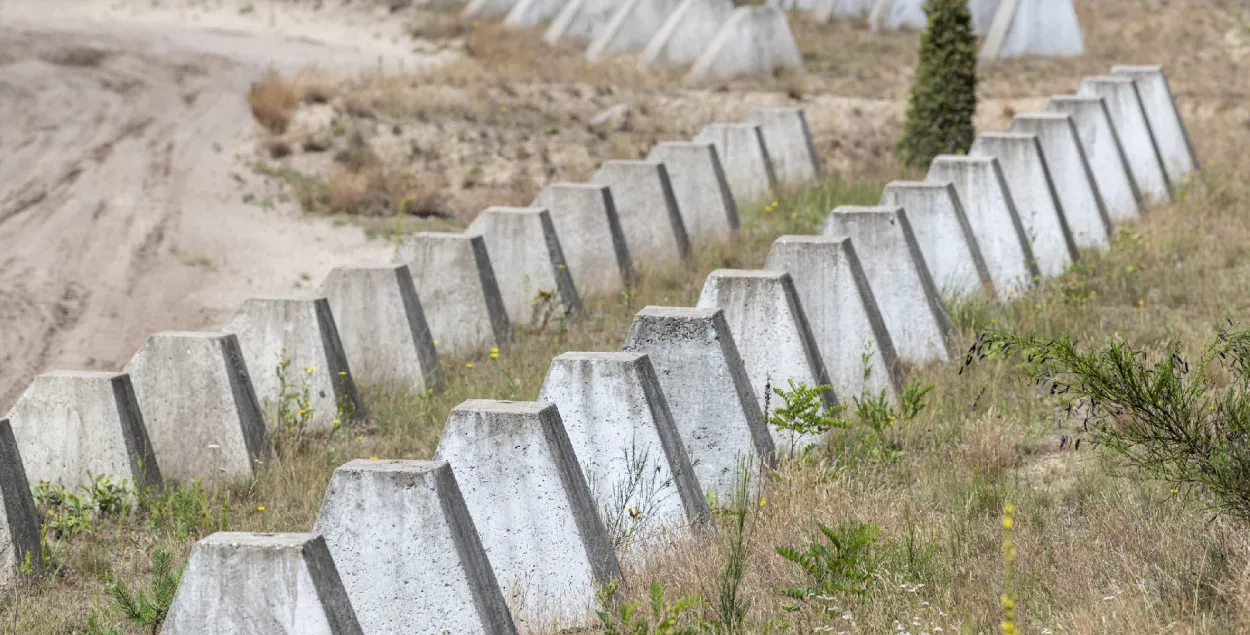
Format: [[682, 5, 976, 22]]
[[927, 156, 1039, 300], [464, 0, 519, 18], [693, 123, 777, 203], [685, 6, 803, 84], [1009, 114, 1112, 251], [319, 265, 445, 391], [587, 0, 682, 63], [640, 0, 734, 69], [435, 400, 621, 626], [1047, 96, 1143, 223], [1078, 77, 1172, 203], [0, 419, 43, 589], [980, 0, 1084, 60], [869, 0, 999, 34], [591, 161, 691, 264], [396, 232, 513, 354], [879, 181, 991, 298], [646, 141, 740, 243], [314, 460, 519, 635], [1112, 65, 1199, 184], [163, 532, 364, 635], [822, 207, 951, 365], [224, 298, 363, 431], [694, 270, 833, 451], [504, 0, 569, 26], [466, 207, 583, 327], [7, 371, 160, 493], [544, 0, 619, 45], [764, 236, 904, 402], [969, 133, 1078, 278], [124, 332, 269, 484], [622, 307, 776, 500], [532, 183, 635, 295], [745, 108, 822, 185], [538, 353, 709, 542]]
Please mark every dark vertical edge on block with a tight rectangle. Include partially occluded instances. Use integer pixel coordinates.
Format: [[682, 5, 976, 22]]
[[777, 272, 838, 409], [706, 144, 741, 231], [795, 109, 823, 177], [943, 182, 995, 290], [111, 374, 162, 489], [302, 535, 367, 635], [469, 234, 515, 346], [599, 187, 637, 287], [893, 210, 953, 347], [219, 334, 270, 467], [1027, 134, 1080, 261], [842, 240, 907, 399], [710, 309, 777, 466], [752, 125, 780, 193], [1128, 81, 1173, 199], [1152, 69, 1200, 169], [990, 157, 1042, 282], [315, 298, 366, 421], [655, 164, 692, 260], [1094, 98, 1144, 205], [1064, 117, 1115, 241], [0, 420, 42, 575], [536, 209, 584, 321], [633, 355, 711, 526], [393, 265, 446, 392]]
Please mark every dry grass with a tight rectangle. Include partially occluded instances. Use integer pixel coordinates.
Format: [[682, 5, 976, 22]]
[[247, 69, 304, 134]]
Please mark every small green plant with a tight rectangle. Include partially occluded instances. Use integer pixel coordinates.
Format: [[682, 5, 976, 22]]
[[270, 356, 316, 455], [596, 579, 702, 635], [709, 460, 753, 634], [84, 472, 135, 517], [143, 480, 230, 540], [588, 441, 677, 552], [106, 550, 184, 634], [768, 380, 847, 455], [33, 481, 97, 541], [894, 0, 979, 168], [775, 520, 880, 601]]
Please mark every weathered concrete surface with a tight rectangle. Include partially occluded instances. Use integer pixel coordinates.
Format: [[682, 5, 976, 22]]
[[224, 298, 363, 431], [981, 0, 1083, 59], [1009, 114, 1112, 250], [545, 0, 619, 45], [124, 332, 268, 484], [7, 371, 160, 492], [532, 183, 635, 295], [686, 7, 803, 83], [823, 207, 951, 364], [319, 265, 444, 391], [587, 0, 681, 63], [927, 156, 1039, 299], [870, 0, 999, 33], [504, 0, 569, 26], [0, 419, 43, 589], [592, 161, 691, 264], [396, 232, 513, 355], [970, 133, 1077, 277], [1112, 65, 1199, 185], [314, 460, 519, 635], [641, 0, 734, 69], [435, 400, 621, 626], [1078, 77, 1172, 203], [879, 181, 990, 298], [745, 108, 821, 185], [827, 0, 876, 20], [163, 532, 364, 635], [1047, 96, 1142, 222], [466, 207, 583, 327], [464, 0, 518, 17], [646, 142, 739, 243], [622, 307, 775, 500], [693, 123, 777, 203], [538, 353, 708, 542]]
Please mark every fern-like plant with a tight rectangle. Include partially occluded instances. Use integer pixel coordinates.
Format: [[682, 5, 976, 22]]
[[768, 380, 846, 454], [107, 550, 184, 634], [894, 0, 979, 168], [776, 521, 879, 600], [596, 579, 701, 635]]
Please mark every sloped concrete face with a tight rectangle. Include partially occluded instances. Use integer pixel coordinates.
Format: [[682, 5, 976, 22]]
[[1009, 114, 1112, 250], [647, 141, 740, 243], [587, 0, 681, 63], [466, 207, 583, 327], [694, 270, 833, 451], [969, 133, 1077, 278], [1078, 77, 1172, 203], [532, 183, 635, 295], [686, 7, 803, 83], [827, 0, 876, 20], [435, 400, 621, 626], [641, 0, 734, 69], [7, 371, 160, 492], [1047, 96, 1142, 223], [981, 0, 1083, 59], [822, 207, 951, 364], [622, 307, 775, 500], [538, 353, 708, 545], [314, 460, 519, 635], [163, 532, 364, 635], [592, 161, 691, 264], [464, 0, 518, 18], [544, 0, 619, 45], [319, 265, 444, 391], [764, 236, 903, 402], [879, 181, 990, 298], [0, 420, 43, 589], [396, 232, 513, 355], [745, 108, 822, 185], [224, 298, 363, 431], [693, 123, 777, 203], [871, 0, 999, 33], [1112, 65, 1199, 185], [124, 332, 268, 484], [504, 0, 569, 26]]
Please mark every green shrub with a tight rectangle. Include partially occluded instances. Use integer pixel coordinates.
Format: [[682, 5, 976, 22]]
[[775, 520, 880, 601], [895, 0, 979, 169]]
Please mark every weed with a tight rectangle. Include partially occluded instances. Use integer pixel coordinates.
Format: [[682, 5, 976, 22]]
[[596, 579, 702, 635], [105, 550, 183, 634], [775, 520, 879, 601], [589, 441, 677, 552], [767, 380, 846, 455], [143, 481, 230, 541]]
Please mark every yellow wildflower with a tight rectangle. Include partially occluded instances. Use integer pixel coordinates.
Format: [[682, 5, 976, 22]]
[[257, 505, 265, 512], [466, 362, 474, 368], [306, 365, 316, 372], [758, 498, 766, 507], [370, 455, 378, 461]]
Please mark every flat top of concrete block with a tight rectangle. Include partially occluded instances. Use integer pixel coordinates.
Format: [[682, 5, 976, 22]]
[[327, 264, 407, 273], [702, 122, 759, 131], [201, 532, 321, 549], [451, 399, 556, 416], [600, 159, 662, 168], [706, 268, 788, 280], [931, 155, 996, 166], [335, 458, 444, 475], [1013, 112, 1072, 122], [542, 182, 611, 192], [552, 351, 647, 363], [411, 232, 476, 241], [636, 305, 720, 320], [1111, 64, 1163, 74], [40, 370, 124, 380], [482, 206, 545, 216], [653, 141, 715, 150], [772, 234, 851, 245], [149, 330, 234, 339], [1050, 95, 1102, 105], [831, 205, 905, 215], [976, 132, 1038, 141], [240, 296, 323, 306], [1083, 75, 1132, 86], [884, 180, 944, 190]]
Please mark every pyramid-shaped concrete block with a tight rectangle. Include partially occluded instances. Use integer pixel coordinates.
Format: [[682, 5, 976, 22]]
[[0, 420, 43, 589], [592, 161, 690, 264], [464, 0, 519, 18], [7, 371, 160, 492], [647, 141, 739, 243], [435, 400, 621, 627], [1048, 96, 1143, 222], [764, 235, 903, 402], [640, 0, 734, 69], [314, 460, 519, 635], [224, 298, 363, 431], [124, 332, 269, 484], [775, 0, 873, 21], [538, 353, 709, 544], [927, 156, 1039, 299], [504, 0, 569, 26], [532, 183, 635, 295], [686, 6, 803, 83], [823, 207, 951, 364], [693, 123, 777, 203], [879, 181, 991, 298], [980, 0, 1083, 60], [587, 0, 682, 63], [1010, 113, 1112, 251], [870, 0, 998, 34], [970, 133, 1078, 278], [1078, 77, 1172, 203], [319, 265, 444, 391], [745, 108, 821, 185], [163, 532, 364, 635], [622, 307, 775, 500], [1112, 65, 1199, 184], [544, 0, 618, 45], [397, 232, 513, 355], [467, 207, 583, 328]]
